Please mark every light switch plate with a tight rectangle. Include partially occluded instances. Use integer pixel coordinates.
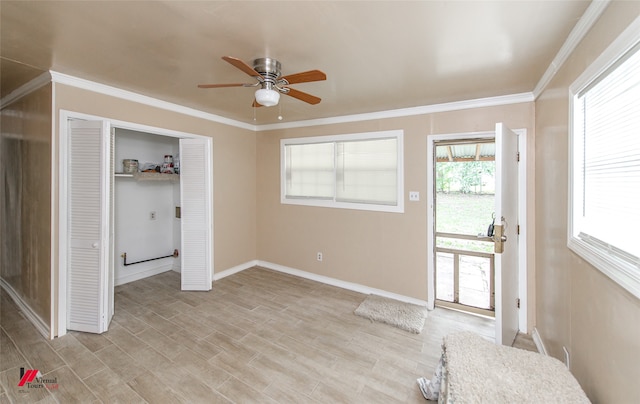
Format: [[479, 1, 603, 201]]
[[409, 191, 420, 201]]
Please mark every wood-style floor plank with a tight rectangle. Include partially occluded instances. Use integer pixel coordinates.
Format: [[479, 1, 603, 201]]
[[0, 266, 535, 403]]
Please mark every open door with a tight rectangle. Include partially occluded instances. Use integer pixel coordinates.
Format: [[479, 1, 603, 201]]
[[180, 138, 213, 291], [67, 120, 113, 333], [494, 122, 519, 345]]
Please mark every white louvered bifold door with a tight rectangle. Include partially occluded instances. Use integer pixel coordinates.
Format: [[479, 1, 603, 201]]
[[67, 120, 112, 333], [180, 138, 212, 291]]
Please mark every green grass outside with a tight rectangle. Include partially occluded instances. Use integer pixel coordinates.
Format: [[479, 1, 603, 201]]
[[436, 193, 495, 253]]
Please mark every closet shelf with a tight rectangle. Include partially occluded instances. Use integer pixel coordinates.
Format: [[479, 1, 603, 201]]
[[114, 172, 180, 182]]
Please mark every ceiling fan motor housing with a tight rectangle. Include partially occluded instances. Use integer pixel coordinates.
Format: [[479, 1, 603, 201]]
[[253, 58, 282, 80]]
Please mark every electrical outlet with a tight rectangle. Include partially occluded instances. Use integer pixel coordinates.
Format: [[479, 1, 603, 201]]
[[409, 191, 420, 201], [317, 252, 323, 262], [150, 211, 156, 220]]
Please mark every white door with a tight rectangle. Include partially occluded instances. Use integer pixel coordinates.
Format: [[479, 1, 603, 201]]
[[180, 138, 213, 291], [494, 123, 519, 345], [67, 120, 113, 333]]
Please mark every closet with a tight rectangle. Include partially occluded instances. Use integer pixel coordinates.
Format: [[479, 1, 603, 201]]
[[64, 118, 212, 334], [113, 128, 181, 286]]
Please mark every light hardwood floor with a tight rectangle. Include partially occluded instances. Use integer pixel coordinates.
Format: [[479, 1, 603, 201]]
[[1, 267, 534, 403]]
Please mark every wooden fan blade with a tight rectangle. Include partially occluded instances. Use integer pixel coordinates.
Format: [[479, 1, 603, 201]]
[[252, 99, 264, 108], [222, 56, 262, 78], [285, 87, 321, 105], [197, 83, 246, 88], [281, 70, 326, 84]]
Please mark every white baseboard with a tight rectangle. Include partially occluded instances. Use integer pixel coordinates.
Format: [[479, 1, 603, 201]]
[[172, 261, 181, 273], [532, 327, 548, 356], [213, 260, 259, 281], [257, 260, 428, 307], [115, 264, 173, 286], [0, 278, 51, 339]]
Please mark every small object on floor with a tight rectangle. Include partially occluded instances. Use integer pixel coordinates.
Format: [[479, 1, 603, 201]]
[[417, 353, 444, 401], [417, 377, 438, 401]]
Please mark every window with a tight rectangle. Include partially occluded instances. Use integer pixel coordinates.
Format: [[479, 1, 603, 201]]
[[569, 31, 640, 299], [281, 130, 404, 212]]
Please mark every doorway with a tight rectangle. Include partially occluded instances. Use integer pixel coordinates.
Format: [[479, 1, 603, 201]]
[[58, 110, 213, 336], [427, 124, 527, 346], [434, 139, 496, 317]]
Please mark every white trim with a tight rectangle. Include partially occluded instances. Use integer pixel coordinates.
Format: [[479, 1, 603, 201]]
[[533, 0, 611, 98], [569, 14, 640, 94], [258, 261, 428, 307], [517, 132, 528, 332], [260, 93, 533, 131], [213, 260, 259, 281], [1, 278, 50, 339], [280, 130, 405, 213], [213, 260, 429, 306], [115, 264, 173, 286], [51, 82, 57, 339], [50, 71, 257, 131], [532, 327, 548, 356], [568, 238, 640, 298], [51, 70, 533, 131], [57, 109, 70, 338], [567, 16, 640, 300], [0, 71, 51, 109], [425, 129, 528, 329], [9, 68, 534, 136]]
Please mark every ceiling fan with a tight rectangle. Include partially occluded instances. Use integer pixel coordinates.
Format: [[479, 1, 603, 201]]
[[198, 56, 326, 107]]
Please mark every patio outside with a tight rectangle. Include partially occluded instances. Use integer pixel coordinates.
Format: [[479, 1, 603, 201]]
[[435, 156, 495, 312]]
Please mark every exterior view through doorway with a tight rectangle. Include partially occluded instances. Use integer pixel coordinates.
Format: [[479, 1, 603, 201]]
[[427, 123, 526, 346], [434, 139, 496, 317]]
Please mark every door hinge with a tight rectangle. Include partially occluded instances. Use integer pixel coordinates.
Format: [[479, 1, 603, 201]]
[[517, 224, 520, 235], [516, 152, 520, 162], [517, 298, 521, 309]]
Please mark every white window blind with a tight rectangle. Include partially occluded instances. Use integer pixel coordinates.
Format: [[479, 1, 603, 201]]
[[336, 138, 397, 205], [574, 43, 640, 259], [569, 33, 640, 299], [281, 131, 403, 212], [285, 142, 335, 199]]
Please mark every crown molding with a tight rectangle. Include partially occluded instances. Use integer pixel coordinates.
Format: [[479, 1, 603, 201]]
[[0, 71, 51, 109], [49, 71, 257, 131], [256, 92, 534, 131], [46, 70, 533, 132], [532, 0, 611, 98]]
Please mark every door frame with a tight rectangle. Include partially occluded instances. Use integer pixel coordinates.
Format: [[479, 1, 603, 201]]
[[426, 129, 528, 332], [57, 109, 214, 337]]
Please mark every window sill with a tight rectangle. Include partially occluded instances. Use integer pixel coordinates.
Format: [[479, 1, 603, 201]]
[[281, 197, 404, 213], [568, 236, 640, 299]]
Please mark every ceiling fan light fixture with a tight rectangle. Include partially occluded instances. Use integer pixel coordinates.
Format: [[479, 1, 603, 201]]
[[255, 88, 280, 107]]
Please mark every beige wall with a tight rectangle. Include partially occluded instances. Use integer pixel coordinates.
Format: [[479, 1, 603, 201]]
[[256, 103, 534, 303], [53, 84, 257, 333], [0, 84, 53, 326], [534, 2, 640, 402]]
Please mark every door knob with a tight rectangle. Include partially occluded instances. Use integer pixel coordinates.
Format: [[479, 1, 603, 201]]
[[494, 225, 506, 254]]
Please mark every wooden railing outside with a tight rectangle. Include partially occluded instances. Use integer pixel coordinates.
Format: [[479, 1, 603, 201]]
[[435, 232, 495, 314]]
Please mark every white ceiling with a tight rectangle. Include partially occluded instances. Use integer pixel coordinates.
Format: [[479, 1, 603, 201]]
[[1, 1, 592, 125]]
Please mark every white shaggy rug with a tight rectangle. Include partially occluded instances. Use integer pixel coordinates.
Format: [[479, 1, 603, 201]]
[[443, 332, 590, 403], [354, 294, 427, 334]]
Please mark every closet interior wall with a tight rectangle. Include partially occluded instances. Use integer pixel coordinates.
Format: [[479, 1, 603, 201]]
[[113, 128, 180, 285]]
